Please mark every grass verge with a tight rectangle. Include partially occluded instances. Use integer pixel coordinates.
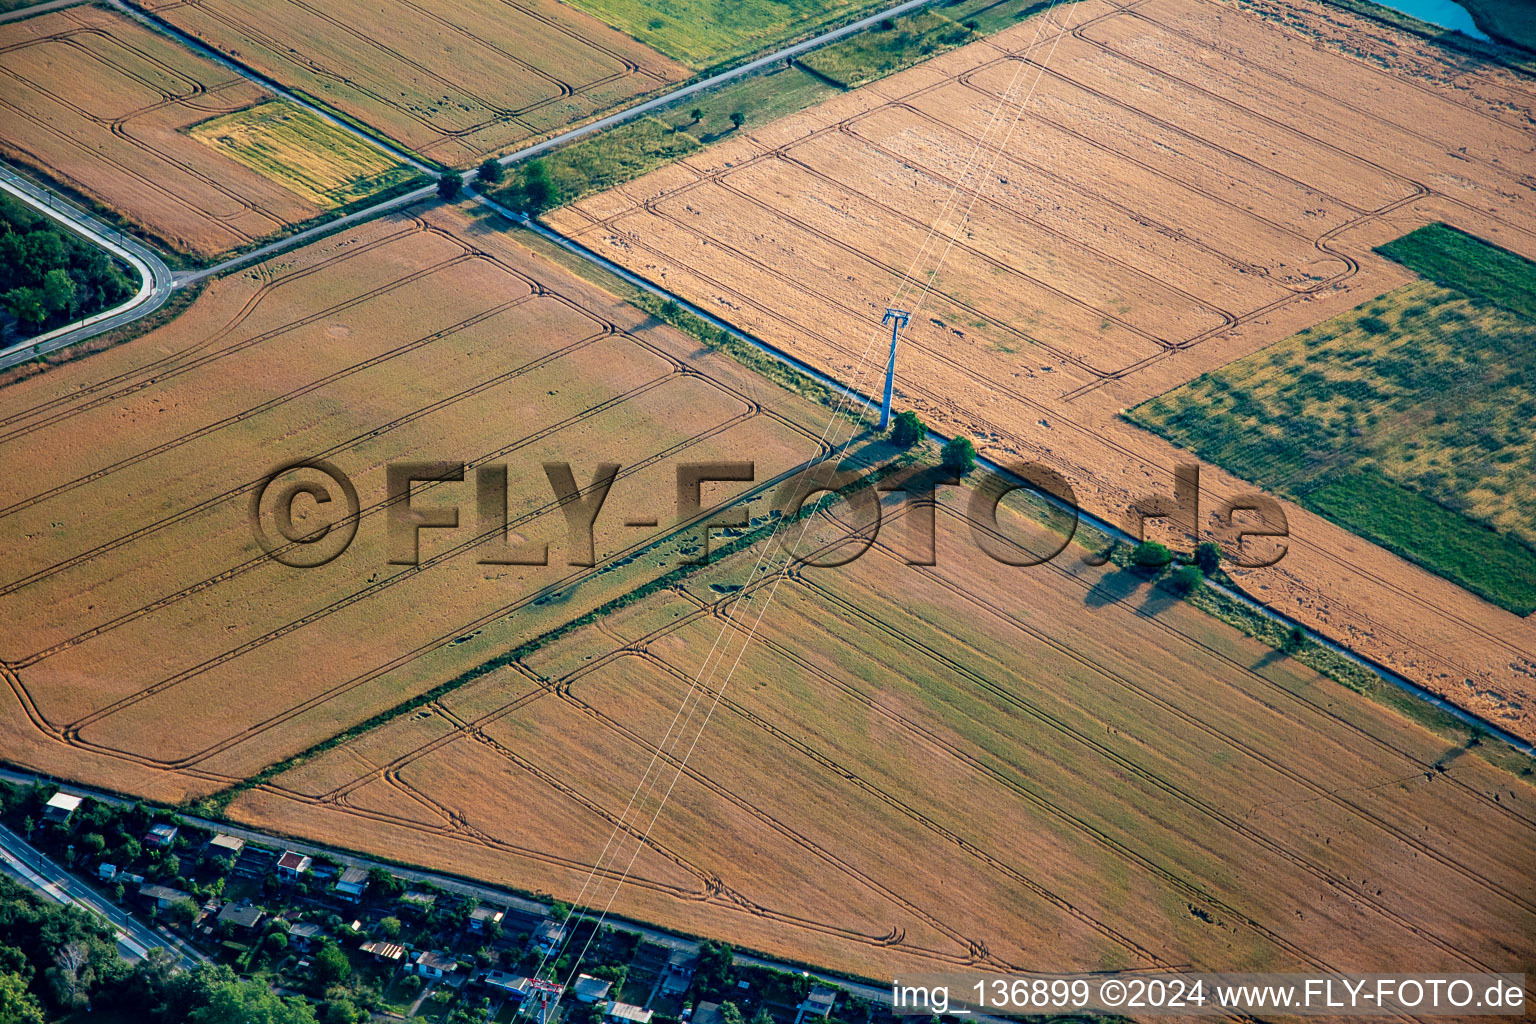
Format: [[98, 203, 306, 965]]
[[494, 0, 1078, 214]]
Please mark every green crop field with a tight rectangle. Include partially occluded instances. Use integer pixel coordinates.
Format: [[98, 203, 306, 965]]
[[799, 9, 978, 87], [188, 101, 420, 209], [559, 0, 889, 67], [1129, 225, 1536, 614], [1377, 222, 1536, 319]]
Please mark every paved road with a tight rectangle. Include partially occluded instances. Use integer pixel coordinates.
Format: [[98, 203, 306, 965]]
[[0, 0, 948, 368], [491, 0, 944, 169], [0, 816, 202, 968], [0, 167, 174, 372], [0, 0, 82, 24]]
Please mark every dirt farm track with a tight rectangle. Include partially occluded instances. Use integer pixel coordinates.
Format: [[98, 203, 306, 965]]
[[548, 0, 1536, 741]]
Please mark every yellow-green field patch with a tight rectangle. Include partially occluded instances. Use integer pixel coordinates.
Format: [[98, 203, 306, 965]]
[[188, 101, 418, 209]]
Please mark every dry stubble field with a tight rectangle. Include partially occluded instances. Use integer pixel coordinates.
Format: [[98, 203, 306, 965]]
[[231, 493, 1536, 982], [0, 201, 827, 803], [0, 4, 400, 257], [546, 0, 1536, 740], [126, 0, 689, 166]]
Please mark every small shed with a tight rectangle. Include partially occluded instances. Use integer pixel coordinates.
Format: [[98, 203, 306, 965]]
[[43, 792, 81, 824]]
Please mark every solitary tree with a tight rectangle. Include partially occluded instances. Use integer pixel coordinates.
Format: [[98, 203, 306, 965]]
[[477, 159, 504, 185], [1282, 624, 1307, 653], [689, 107, 703, 125], [729, 111, 745, 130], [889, 409, 924, 449], [940, 436, 976, 476], [437, 171, 464, 202]]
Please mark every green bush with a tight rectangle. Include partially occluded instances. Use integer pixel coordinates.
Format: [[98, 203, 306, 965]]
[[1194, 541, 1222, 576], [889, 409, 925, 448], [940, 436, 976, 476], [436, 172, 463, 202], [1163, 565, 1204, 595], [1131, 540, 1172, 568]]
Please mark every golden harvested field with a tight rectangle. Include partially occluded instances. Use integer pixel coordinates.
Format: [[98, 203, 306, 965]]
[[547, 0, 1536, 740], [0, 202, 829, 804], [0, 5, 406, 257], [126, 0, 689, 167], [232, 495, 1536, 981]]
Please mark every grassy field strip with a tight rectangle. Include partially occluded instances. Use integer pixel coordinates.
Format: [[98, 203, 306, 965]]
[[188, 101, 420, 209], [1131, 225, 1536, 615], [495, 0, 1084, 213]]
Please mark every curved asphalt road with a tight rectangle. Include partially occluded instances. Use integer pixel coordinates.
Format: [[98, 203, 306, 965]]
[[0, 0, 946, 371], [0, 166, 174, 372]]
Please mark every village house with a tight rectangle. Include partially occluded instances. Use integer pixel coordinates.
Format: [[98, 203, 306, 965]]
[[333, 866, 369, 902], [660, 949, 698, 996], [480, 971, 534, 1003], [137, 883, 189, 911], [360, 940, 405, 964], [795, 987, 837, 1024], [143, 823, 178, 849], [274, 850, 312, 883], [531, 919, 566, 955], [287, 920, 325, 952], [606, 1002, 655, 1024], [467, 903, 505, 934], [574, 974, 612, 1004], [203, 833, 244, 861], [400, 890, 437, 914], [217, 901, 265, 934], [410, 950, 460, 979]]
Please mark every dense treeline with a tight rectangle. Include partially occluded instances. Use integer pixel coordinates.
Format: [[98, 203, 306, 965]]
[[0, 193, 136, 339], [0, 874, 324, 1022]]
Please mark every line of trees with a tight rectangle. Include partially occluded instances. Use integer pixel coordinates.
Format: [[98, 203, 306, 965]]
[[0, 194, 136, 339]]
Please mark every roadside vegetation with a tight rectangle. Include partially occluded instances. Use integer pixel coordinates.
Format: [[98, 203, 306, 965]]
[[494, 0, 1075, 214], [1130, 225, 1536, 614], [558, 0, 891, 67], [0, 193, 137, 342]]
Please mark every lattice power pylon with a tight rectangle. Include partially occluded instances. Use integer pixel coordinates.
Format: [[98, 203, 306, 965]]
[[878, 307, 910, 432]]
